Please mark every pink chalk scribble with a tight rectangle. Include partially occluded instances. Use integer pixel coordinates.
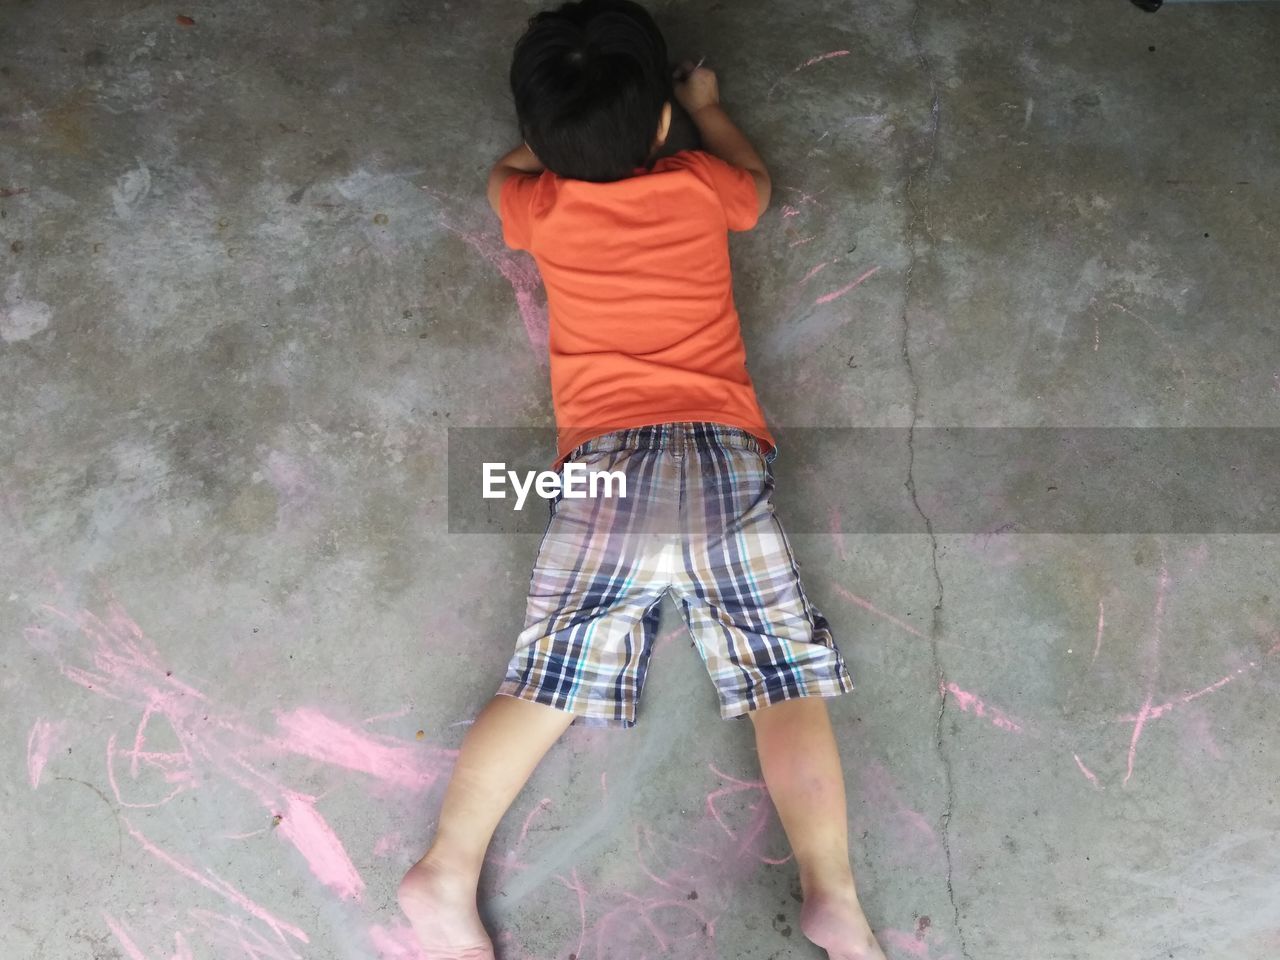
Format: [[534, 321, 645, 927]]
[[705, 763, 792, 865], [856, 760, 941, 867], [767, 50, 851, 99], [1117, 651, 1278, 727], [828, 505, 848, 562], [101, 912, 154, 960], [29, 598, 458, 957], [478, 762, 792, 959], [270, 707, 444, 793], [276, 790, 366, 900], [940, 681, 1024, 734], [830, 583, 929, 640], [796, 50, 852, 71], [462, 231, 548, 353], [1123, 562, 1171, 785], [125, 817, 310, 944], [1092, 599, 1106, 665], [802, 260, 832, 284], [879, 926, 957, 960], [815, 265, 881, 305], [1073, 754, 1102, 790], [880, 928, 930, 958], [653, 623, 689, 655], [420, 186, 549, 355], [26, 718, 64, 788], [491, 796, 554, 887]]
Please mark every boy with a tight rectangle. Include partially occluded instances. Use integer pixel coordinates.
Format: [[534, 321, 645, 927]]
[[399, 2, 887, 958]]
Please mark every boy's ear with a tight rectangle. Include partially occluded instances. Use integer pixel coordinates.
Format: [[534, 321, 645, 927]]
[[654, 101, 672, 148]]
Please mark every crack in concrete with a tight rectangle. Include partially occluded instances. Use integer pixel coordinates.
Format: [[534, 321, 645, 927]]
[[901, 2, 971, 959]]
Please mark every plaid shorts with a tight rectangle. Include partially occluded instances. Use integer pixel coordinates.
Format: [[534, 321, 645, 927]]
[[495, 421, 853, 728]]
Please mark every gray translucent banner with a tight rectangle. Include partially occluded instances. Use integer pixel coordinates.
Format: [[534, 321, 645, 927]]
[[447, 427, 1280, 534]]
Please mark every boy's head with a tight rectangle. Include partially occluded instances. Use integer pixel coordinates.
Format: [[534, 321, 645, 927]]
[[510, 0, 672, 182]]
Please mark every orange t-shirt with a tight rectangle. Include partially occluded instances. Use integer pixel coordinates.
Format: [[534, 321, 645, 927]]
[[499, 149, 776, 467]]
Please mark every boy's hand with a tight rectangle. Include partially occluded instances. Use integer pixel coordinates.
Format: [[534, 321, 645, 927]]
[[674, 61, 771, 216], [673, 61, 719, 116]]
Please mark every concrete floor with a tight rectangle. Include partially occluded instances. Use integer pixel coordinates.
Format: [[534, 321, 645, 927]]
[[3, 0, 1279, 958]]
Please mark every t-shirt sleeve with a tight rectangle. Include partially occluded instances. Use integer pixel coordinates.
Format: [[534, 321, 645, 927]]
[[685, 150, 762, 232], [498, 173, 540, 251]]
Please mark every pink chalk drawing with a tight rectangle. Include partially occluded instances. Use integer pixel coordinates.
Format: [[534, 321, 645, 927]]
[[802, 260, 833, 284], [275, 790, 366, 900], [34, 592, 842, 959], [880, 926, 957, 960], [828, 504, 849, 562], [1116, 651, 1278, 727], [1092, 599, 1106, 665], [767, 50, 851, 98], [101, 912, 155, 960], [795, 50, 851, 70], [474, 762, 798, 959], [1123, 561, 1171, 785], [125, 817, 310, 944], [705, 763, 792, 865], [1073, 754, 1102, 790], [815, 265, 881, 305], [491, 796, 554, 887], [856, 760, 941, 868], [940, 681, 1024, 733], [652, 623, 689, 655], [28, 597, 457, 958], [26, 718, 64, 788], [420, 185, 549, 354], [462, 231, 548, 353], [830, 583, 929, 640]]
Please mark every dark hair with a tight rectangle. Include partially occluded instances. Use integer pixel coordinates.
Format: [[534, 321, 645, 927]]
[[510, 0, 671, 182]]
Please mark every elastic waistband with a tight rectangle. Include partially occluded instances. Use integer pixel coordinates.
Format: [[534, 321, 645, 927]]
[[570, 422, 767, 460]]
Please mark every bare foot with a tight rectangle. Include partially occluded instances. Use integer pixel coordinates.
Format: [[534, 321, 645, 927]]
[[800, 891, 888, 960], [397, 857, 495, 960]]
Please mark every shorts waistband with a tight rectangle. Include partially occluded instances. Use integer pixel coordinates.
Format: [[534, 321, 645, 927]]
[[570, 422, 767, 460]]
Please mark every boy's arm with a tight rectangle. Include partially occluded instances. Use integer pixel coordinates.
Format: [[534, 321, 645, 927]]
[[487, 142, 545, 215], [674, 63, 771, 216]]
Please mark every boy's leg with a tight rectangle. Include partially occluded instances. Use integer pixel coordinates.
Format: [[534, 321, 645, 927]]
[[398, 693, 574, 956], [672, 425, 882, 957], [749, 697, 886, 960], [401, 430, 675, 955]]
